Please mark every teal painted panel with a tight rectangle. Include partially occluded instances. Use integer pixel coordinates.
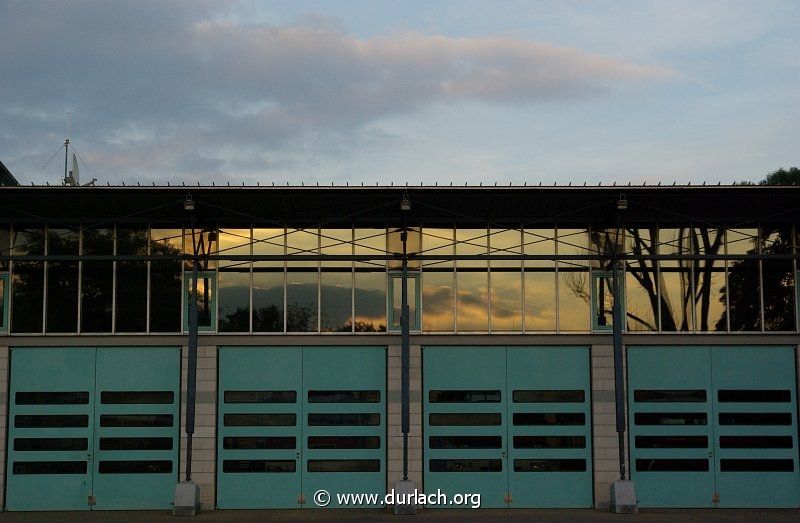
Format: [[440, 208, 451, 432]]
[[6, 348, 96, 511], [302, 346, 386, 508], [711, 346, 800, 508], [506, 346, 592, 507], [423, 346, 508, 508], [92, 347, 180, 510], [628, 346, 715, 508], [217, 347, 303, 509]]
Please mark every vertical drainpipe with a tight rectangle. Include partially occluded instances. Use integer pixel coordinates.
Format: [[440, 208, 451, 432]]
[[185, 203, 198, 482], [400, 195, 410, 482], [613, 195, 627, 481]]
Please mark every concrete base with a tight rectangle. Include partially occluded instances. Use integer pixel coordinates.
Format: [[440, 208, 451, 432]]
[[609, 480, 638, 514], [393, 480, 418, 515], [173, 481, 201, 517]]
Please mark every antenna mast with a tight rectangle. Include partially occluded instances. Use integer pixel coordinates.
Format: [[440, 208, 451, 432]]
[[64, 112, 71, 185]]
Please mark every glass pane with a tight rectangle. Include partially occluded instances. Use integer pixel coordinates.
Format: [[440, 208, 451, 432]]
[[625, 269, 657, 331], [81, 261, 112, 332], [223, 437, 296, 450], [218, 269, 249, 332], [99, 438, 172, 451], [513, 413, 585, 425], [593, 273, 614, 329], [321, 271, 352, 332], [429, 390, 501, 403], [422, 228, 453, 268], [635, 436, 708, 448], [422, 271, 453, 331], [150, 229, 182, 333], [308, 436, 380, 449], [307, 460, 380, 473], [188, 275, 213, 328], [456, 270, 488, 331], [224, 391, 297, 403], [429, 436, 502, 449], [321, 228, 352, 268], [718, 412, 792, 425], [308, 390, 380, 403], [719, 436, 793, 449], [725, 227, 760, 331], [513, 390, 585, 403], [429, 413, 501, 426], [354, 271, 386, 332], [634, 413, 707, 425], [307, 413, 380, 426], [0, 277, 4, 328], [636, 459, 708, 472], [523, 229, 556, 268], [514, 436, 586, 449], [253, 228, 284, 267], [223, 460, 295, 473], [693, 226, 726, 331], [15, 415, 89, 428], [514, 459, 586, 472], [47, 261, 78, 333], [456, 228, 487, 268], [100, 414, 173, 427], [100, 391, 173, 404], [391, 275, 417, 330], [634, 390, 707, 402], [388, 227, 420, 270], [13, 461, 87, 475], [98, 460, 172, 474], [658, 227, 693, 331], [12, 261, 43, 333], [16, 392, 89, 404], [223, 414, 296, 426], [718, 390, 790, 402], [0, 225, 10, 272], [524, 269, 556, 331], [558, 269, 589, 331], [183, 228, 217, 270], [491, 270, 521, 331], [589, 227, 623, 271], [15, 438, 89, 451], [115, 227, 147, 332], [489, 228, 522, 268], [116, 260, 147, 332], [253, 270, 283, 332], [720, 459, 793, 472], [287, 271, 317, 332], [287, 228, 318, 267], [429, 459, 502, 472]]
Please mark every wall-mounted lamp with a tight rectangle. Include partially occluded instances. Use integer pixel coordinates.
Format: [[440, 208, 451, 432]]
[[184, 194, 195, 211], [617, 194, 627, 211]]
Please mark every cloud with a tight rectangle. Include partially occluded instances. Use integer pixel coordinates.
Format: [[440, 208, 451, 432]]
[[0, 3, 677, 183]]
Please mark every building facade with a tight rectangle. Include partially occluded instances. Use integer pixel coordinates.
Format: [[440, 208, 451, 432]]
[[1, 185, 799, 511]]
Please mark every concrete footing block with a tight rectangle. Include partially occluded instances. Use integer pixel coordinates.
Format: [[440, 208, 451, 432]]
[[610, 480, 638, 514], [393, 480, 418, 515], [173, 481, 201, 517]]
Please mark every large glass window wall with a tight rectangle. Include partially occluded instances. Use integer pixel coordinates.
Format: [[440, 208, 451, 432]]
[[1, 223, 796, 334]]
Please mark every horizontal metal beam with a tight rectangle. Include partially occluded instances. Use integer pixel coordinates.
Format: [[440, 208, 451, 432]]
[[2, 254, 798, 262]]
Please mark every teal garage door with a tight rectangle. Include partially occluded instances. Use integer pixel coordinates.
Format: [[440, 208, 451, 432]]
[[629, 345, 800, 508], [6, 347, 181, 511], [217, 346, 386, 509], [423, 346, 592, 508]]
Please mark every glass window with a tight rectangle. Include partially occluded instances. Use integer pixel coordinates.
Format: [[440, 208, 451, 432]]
[[81, 227, 114, 332], [115, 226, 148, 332], [557, 227, 589, 331], [388, 227, 420, 270], [46, 228, 79, 333], [150, 228, 182, 332], [422, 227, 454, 332], [0, 272, 8, 332], [489, 229, 521, 332], [456, 229, 488, 331], [389, 273, 419, 331], [253, 228, 284, 332], [218, 228, 251, 333], [287, 228, 318, 332], [184, 272, 216, 331], [183, 228, 218, 271], [321, 271, 352, 332], [760, 224, 795, 331], [658, 227, 693, 331], [625, 228, 658, 331], [321, 229, 353, 332], [592, 271, 615, 331], [693, 226, 726, 331], [724, 227, 758, 331], [524, 228, 556, 331], [354, 228, 387, 332]]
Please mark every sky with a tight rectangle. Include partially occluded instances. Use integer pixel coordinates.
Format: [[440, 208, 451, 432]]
[[1, 1, 798, 186]]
